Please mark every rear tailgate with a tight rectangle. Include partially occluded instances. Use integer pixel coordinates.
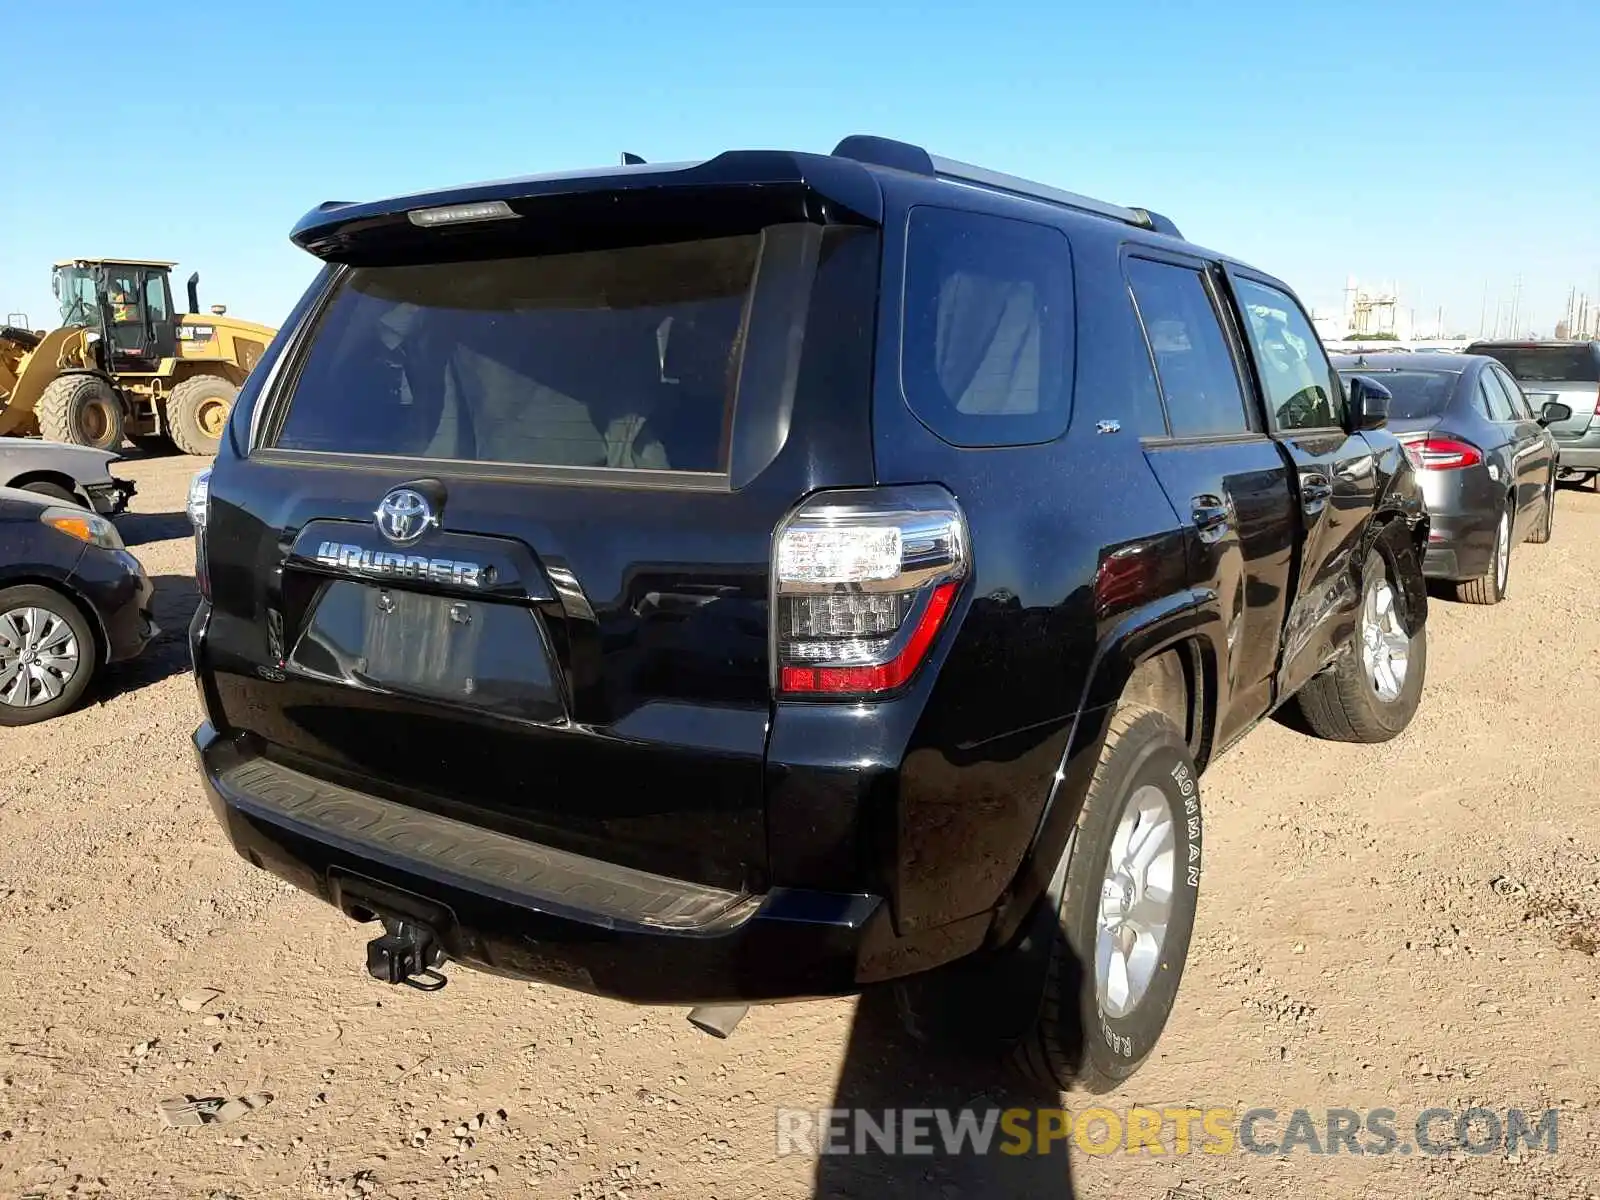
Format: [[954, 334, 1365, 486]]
[[199, 179, 882, 894]]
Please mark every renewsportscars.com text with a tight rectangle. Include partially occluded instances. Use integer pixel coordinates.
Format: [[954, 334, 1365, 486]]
[[775, 1106, 1560, 1158]]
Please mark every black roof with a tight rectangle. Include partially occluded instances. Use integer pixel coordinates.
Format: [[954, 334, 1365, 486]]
[[287, 135, 1198, 266]]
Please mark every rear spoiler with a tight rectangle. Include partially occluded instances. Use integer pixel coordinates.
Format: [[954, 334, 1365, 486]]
[[289, 152, 886, 263]]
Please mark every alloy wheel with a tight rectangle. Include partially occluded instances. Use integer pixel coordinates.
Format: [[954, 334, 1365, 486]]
[[1095, 784, 1175, 1019], [1361, 576, 1410, 703], [1496, 511, 1510, 593]]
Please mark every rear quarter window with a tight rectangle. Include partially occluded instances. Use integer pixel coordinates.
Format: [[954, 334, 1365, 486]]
[[900, 206, 1075, 447]]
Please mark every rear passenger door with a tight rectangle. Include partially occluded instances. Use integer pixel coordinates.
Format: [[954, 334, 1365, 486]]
[[1487, 364, 1554, 522], [1223, 272, 1378, 702], [1123, 252, 1297, 752]]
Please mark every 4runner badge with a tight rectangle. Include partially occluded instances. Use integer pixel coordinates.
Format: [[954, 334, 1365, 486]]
[[314, 542, 486, 589]]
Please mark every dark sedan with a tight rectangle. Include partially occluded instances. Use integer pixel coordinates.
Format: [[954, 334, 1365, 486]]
[[0, 485, 157, 724], [1331, 352, 1569, 604]]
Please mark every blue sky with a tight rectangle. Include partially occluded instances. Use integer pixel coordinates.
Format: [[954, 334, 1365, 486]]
[[3, 0, 1597, 339]]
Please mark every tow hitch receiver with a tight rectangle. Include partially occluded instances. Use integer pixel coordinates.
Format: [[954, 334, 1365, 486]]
[[365, 919, 448, 991]]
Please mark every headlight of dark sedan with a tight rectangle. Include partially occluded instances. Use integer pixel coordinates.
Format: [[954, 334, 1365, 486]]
[[39, 505, 125, 550]]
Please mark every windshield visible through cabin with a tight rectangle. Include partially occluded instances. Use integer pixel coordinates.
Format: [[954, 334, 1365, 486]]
[[54, 266, 100, 328]]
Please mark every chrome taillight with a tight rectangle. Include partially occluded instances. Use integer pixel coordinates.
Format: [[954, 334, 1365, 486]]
[[186, 467, 211, 529], [772, 485, 968, 698], [187, 467, 212, 600]]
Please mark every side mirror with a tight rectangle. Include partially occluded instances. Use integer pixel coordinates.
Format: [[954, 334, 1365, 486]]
[[1539, 400, 1573, 426], [1345, 374, 1391, 431]]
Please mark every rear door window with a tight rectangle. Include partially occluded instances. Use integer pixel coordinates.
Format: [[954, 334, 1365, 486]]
[[900, 206, 1075, 447], [1125, 257, 1250, 438], [270, 235, 762, 473], [1494, 367, 1534, 420], [1480, 369, 1517, 421]]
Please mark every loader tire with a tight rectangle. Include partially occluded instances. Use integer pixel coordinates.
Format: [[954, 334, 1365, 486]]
[[167, 375, 237, 457], [35, 375, 124, 450]]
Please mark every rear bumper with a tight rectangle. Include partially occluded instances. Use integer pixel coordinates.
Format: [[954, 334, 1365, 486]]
[[192, 722, 934, 1005], [1554, 431, 1600, 472]]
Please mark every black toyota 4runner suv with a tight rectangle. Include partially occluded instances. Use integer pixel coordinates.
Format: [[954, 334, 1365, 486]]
[[187, 136, 1429, 1092]]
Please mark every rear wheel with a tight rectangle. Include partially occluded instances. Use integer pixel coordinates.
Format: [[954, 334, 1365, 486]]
[[1294, 547, 1426, 742], [35, 375, 124, 450], [0, 585, 96, 726], [894, 703, 1202, 1093], [167, 375, 238, 457], [1452, 505, 1511, 605], [1527, 473, 1556, 544]]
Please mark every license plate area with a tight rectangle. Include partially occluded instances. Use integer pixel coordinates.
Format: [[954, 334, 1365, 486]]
[[288, 579, 565, 722]]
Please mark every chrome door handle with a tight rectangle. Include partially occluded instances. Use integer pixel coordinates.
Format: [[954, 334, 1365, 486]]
[[1191, 494, 1231, 542]]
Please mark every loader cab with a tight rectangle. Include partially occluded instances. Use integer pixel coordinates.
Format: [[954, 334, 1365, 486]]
[[52, 258, 178, 371]]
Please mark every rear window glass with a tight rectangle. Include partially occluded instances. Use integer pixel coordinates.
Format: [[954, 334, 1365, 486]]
[[901, 206, 1074, 447], [271, 235, 760, 472], [1470, 345, 1599, 383], [1336, 369, 1458, 420]]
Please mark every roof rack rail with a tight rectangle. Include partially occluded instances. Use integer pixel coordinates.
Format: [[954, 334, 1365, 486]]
[[830, 135, 1182, 239]]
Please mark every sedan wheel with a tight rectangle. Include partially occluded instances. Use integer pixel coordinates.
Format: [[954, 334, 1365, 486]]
[[1528, 475, 1556, 544], [1495, 511, 1511, 591], [0, 606, 81, 707], [0, 586, 97, 726], [1452, 508, 1511, 605]]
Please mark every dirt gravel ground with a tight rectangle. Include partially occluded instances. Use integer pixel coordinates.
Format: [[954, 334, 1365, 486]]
[[4, 452, 1600, 1199]]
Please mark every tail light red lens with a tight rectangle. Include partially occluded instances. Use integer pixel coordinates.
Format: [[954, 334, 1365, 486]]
[[772, 485, 968, 699], [1397, 435, 1483, 471]]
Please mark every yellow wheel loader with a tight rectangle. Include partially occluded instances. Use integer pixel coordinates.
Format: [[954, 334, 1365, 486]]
[[0, 260, 276, 455]]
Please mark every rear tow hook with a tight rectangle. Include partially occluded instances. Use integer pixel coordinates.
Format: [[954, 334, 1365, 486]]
[[365, 919, 448, 992]]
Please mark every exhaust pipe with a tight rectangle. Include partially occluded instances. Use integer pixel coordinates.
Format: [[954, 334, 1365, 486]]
[[186, 272, 200, 315], [686, 1005, 749, 1039]]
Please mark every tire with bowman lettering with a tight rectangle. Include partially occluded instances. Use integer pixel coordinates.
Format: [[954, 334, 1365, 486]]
[[895, 703, 1202, 1093]]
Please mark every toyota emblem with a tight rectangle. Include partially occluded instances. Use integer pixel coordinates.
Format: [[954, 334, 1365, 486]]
[[374, 487, 436, 546]]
